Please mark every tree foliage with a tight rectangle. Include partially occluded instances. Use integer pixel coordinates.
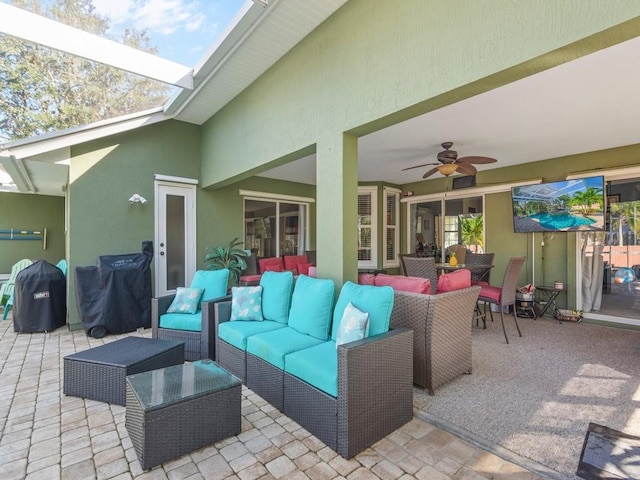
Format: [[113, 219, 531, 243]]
[[0, 0, 171, 141]]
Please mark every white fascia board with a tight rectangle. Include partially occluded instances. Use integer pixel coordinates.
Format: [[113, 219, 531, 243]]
[[0, 3, 193, 89], [1, 110, 169, 160]]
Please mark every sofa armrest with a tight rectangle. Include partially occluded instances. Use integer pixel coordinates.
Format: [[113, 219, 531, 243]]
[[151, 294, 176, 338], [336, 327, 413, 457], [201, 294, 231, 360]]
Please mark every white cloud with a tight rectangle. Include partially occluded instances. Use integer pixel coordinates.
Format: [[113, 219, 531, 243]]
[[93, 0, 206, 36]]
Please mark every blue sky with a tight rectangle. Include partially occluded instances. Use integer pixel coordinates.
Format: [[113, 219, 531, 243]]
[[91, 0, 247, 67]]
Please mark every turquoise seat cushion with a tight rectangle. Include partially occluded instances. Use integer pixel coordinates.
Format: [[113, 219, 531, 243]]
[[330, 281, 394, 340], [259, 271, 294, 324], [218, 320, 285, 351], [246, 327, 324, 370], [285, 341, 337, 397], [190, 269, 229, 302], [288, 275, 335, 340], [159, 312, 202, 332]]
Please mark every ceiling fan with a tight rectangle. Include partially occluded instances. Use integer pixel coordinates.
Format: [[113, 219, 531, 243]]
[[402, 142, 497, 179]]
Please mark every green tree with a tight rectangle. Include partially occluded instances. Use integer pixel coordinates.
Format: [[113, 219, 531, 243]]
[[461, 214, 484, 252], [0, 0, 170, 141]]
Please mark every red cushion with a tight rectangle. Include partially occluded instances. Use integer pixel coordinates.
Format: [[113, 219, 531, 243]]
[[308, 266, 318, 278], [297, 263, 313, 275], [358, 273, 376, 285], [239, 274, 262, 283], [436, 269, 471, 294], [283, 255, 308, 273], [258, 257, 284, 273], [263, 264, 283, 272], [478, 285, 502, 303], [374, 274, 431, 294]]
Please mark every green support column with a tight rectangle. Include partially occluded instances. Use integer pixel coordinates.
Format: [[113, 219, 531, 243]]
[[316, 133, 358, 287]]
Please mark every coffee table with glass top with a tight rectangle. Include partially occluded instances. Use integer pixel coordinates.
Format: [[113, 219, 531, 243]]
[[125, 359, 242, 470]]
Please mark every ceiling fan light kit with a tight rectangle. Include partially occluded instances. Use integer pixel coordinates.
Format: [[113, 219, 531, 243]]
[[403, 141, 498, 179]]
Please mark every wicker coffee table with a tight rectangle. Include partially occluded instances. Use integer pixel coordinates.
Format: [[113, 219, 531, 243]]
[[63, 337, 185, 406], [125, 359, 241, 470]]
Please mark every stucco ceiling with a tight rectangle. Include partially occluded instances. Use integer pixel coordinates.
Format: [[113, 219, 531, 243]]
[[258, 35, 640, 186]]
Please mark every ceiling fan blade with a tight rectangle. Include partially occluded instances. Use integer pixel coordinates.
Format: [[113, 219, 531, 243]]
[[455, 163, 477, 175], [422, 167, 440, 179], [402, 162, 438, 171], [457, 156, 497, 164]]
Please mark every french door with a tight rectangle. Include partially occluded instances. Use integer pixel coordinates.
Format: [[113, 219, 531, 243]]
[[155, 181, 196, 296]]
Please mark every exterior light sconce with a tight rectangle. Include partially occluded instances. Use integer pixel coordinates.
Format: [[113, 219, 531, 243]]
[[128, 194, 147, 204]]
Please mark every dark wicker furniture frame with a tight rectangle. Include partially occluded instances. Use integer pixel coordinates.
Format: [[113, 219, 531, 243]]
[[215, 300, 413, 458], [401, 256, 438, 294], [390, 286, 481, 395], [63, 337, 185, 405], [152, 294, 230, 361], [126, 361, 241, 470]]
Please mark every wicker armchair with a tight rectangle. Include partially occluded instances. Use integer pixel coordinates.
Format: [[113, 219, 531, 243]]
[[401, 256, 438, 294], [390, 286, 481, 394]]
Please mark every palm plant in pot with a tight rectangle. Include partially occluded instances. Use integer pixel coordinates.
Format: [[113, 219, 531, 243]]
[[204, 237, 248, 287]]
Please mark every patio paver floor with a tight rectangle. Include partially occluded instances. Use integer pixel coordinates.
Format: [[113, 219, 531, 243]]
[[0, 314, 546, 480]]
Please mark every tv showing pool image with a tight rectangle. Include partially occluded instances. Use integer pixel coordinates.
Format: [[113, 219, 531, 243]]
[[511, 176, 605, 233]]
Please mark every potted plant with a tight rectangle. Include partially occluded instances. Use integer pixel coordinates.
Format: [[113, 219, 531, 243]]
[[204, 238, 248, 287]]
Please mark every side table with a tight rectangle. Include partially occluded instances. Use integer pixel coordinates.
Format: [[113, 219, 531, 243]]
[[535, 285, 567, 322], [126, 359, 241, 470]]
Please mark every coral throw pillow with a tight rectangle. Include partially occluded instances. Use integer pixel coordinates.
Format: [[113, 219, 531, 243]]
[[373, 274, 431, 294], [436, 269, 472, 294]]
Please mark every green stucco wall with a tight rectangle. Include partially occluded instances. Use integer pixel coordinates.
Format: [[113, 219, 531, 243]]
[[67, 120, 201, 329], [198, 0, 640, 288], [0, 192, 65, 273]]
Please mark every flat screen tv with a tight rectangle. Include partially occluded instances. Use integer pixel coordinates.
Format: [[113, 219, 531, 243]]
[[511, 176, 605, 233]]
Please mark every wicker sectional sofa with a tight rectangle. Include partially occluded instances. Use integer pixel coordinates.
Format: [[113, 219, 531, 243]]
[[214, 271, 413, 458]]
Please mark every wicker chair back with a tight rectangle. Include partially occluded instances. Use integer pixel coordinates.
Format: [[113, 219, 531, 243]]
[[401, 256, 437, 295], [465, 252, 495, 284]]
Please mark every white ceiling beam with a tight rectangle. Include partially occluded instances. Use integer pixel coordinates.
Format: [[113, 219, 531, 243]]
[[0, 3, 193, 89], [0, 156, 36, 193]]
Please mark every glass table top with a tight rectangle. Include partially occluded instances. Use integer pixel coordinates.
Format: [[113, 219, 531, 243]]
[[127, 359, 241, 411]]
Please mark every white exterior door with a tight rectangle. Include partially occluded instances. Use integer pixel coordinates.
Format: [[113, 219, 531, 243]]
[[155, 181, 196, 296]]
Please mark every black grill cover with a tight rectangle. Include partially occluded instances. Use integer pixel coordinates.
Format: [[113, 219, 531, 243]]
[[75, 241, 153, 337], [13, 260, 66, 333]]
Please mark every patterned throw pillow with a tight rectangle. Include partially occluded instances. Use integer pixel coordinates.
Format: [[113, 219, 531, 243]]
[[230, 286, 264, 321], [335, 301, 370, 348], [166, 287, 204, 314]]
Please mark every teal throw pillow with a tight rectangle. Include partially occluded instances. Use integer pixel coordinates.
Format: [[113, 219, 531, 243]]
[[230, 286, 264, 321], [335, 301, 370, 348], [166, 287, 204, 314]]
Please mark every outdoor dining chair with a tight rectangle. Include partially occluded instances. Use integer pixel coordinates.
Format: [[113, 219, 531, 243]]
[[477, 256, 526, 343], [401, 256, 438, 295], [465, 252, 495, 285]]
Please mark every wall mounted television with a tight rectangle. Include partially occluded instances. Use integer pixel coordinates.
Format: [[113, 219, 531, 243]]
[[511, 176, 605, 233]]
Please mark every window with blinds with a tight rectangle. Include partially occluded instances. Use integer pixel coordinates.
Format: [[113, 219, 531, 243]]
[[384, 190, 400, 268], [358, 187, 377, 268]]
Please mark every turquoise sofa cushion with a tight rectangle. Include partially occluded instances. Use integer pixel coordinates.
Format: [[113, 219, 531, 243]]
[[331, 281, 394, 340], [246, 326, 324, 370], [159, 312, 202, 332], [191, 269, 229, 302], [259, 271, 294, 324], [288, 275, 335, 340], [166, 287, 204, 314], [285, 341, 338, 397], [218, 320, 285, 351]]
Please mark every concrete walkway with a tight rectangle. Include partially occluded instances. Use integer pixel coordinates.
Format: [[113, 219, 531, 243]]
[[0, 316, 546, 480]]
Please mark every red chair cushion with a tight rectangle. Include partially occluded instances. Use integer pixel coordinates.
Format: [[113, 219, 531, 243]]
[[297, 263, 313, 275], [258, 257, 284, 273], [358, 273, 376, 285], [239, 274, 262, 283], [374, 274, 431, 294], [283, 255, 309, 274], [308, 266, 318, 278], [478, 285, 501, 303], [436, 269, 471, 294], [263, 264, 283, 272]]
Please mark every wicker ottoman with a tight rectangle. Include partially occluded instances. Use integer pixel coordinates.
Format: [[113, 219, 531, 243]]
[[125, 359, 241, 470], [63, 337, 184, 406]]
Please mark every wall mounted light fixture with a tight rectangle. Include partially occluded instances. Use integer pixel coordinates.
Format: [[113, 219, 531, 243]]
[[128, 193, 147, 204]]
